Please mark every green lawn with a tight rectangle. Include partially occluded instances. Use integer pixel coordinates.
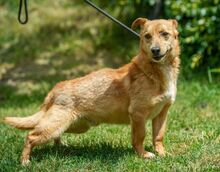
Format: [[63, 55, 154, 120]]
[[0, 1, 220, 171]]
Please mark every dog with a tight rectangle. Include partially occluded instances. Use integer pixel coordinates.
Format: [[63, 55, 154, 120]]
[[4, 18, 180, 165]]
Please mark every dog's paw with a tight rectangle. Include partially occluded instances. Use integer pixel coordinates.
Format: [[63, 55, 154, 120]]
[[155, 145, 166, 156], [141, 151, 156, 159], [156, 149, 166, 157], [21, 158, 30, 166]]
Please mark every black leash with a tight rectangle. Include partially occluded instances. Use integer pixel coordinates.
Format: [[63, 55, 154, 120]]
[[18, 0, 28, 24], [17, 0, 139, 38], [84, 0, 140, 38]]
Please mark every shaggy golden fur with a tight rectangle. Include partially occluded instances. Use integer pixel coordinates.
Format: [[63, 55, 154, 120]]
[[4, 18, 180, 165]]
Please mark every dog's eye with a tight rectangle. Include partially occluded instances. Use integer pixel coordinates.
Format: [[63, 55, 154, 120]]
[[161, 32, 169, 37], [144, 34, 152, 40]]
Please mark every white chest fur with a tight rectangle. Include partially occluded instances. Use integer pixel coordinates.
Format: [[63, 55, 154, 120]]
[[148, 66, 176, 120], [161, 65, 176, 102]]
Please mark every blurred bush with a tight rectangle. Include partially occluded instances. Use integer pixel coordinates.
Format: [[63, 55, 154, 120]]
[[95, 0, 220, 74], [1, 0, 220, 75], [165, 0, 220, 73]]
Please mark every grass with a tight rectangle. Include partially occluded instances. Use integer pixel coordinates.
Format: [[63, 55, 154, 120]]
[[1, 81, 220, 172], [0, 0, 220, 171]]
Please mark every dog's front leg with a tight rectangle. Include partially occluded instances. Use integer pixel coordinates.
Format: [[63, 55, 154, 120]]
[[152, 103, 171, 156], [130, 113, 155, 158]]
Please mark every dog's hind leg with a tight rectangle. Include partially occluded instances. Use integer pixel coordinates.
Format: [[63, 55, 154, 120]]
[[54, 137, 62, 146], [21, 105, 76, 165], [54, 137, 68, 147]]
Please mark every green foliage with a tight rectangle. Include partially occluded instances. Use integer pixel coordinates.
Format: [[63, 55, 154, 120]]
[[165, 0, 220, 71], [95, 0, 157, 23]]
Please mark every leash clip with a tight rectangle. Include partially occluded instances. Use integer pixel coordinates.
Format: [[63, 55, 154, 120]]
[[18, 0, 28, 24]]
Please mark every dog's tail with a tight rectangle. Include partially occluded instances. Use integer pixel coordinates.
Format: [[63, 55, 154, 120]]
[[4, 111, 44, 130]]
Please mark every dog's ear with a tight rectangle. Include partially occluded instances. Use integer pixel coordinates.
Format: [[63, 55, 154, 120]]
[[131, 18, 148, 30], [169, 19, 178, 29], [169, 19, 179, 38]]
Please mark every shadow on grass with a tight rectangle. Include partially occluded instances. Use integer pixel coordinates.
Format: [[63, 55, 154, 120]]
[[32, 142, 153, 163], [32, 142, 133, 163]]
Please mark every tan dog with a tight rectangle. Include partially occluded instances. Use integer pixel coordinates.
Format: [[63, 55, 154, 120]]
[[4, 18, 180, 165]]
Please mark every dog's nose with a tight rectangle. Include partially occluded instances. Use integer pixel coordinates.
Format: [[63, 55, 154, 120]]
[[151, 47, 160, 56]]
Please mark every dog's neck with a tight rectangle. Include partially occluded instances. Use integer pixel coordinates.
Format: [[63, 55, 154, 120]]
[[131, 52, 180, 91]]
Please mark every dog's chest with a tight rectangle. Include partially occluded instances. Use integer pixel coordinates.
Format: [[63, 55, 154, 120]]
[[148, 67, 176, 119], [161, 66, 176, 102], [164, 80, 176, 102], [149, 87, 175, 120]]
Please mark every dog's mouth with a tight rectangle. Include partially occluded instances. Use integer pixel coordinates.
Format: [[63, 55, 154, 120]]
[[152, 53, 167, 62], [153, 54, 166, 61], [152, 49, 170, 62]]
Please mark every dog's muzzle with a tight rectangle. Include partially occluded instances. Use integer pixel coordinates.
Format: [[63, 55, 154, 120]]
[[152, 53, 166, 61], [152, 47, 172, 62], [152, 51, 168, 61], [151, 46, 166, 61]]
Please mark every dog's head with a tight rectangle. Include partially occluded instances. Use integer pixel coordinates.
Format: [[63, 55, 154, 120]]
[[132, 18, 180, 63]]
